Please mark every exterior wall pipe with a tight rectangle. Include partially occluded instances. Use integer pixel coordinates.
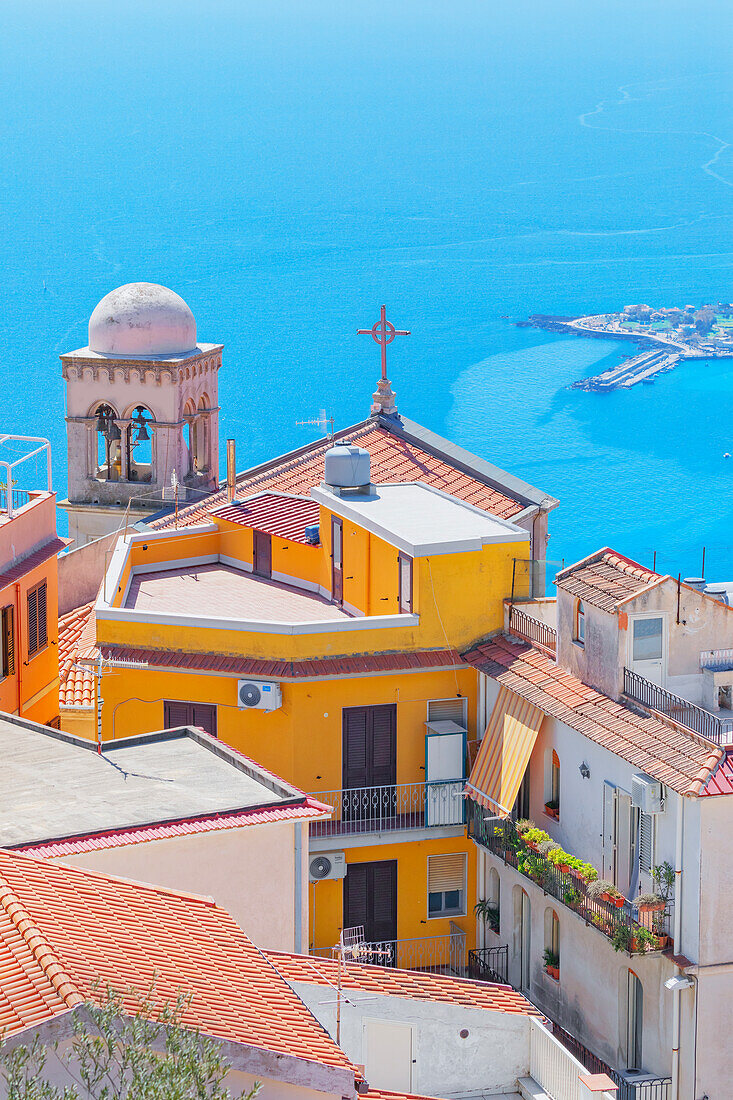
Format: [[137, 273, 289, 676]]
[[226, 439, 236, 504], [671, 794, 685, 1100], [294, 820, 302, 953]]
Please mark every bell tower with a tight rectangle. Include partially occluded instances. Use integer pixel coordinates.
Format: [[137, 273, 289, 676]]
[[59, 282, 221, 547]]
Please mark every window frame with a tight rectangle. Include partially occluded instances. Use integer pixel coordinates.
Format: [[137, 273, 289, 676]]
[[427, 853, 467, 919], [398, 553, 413, 613], [0, 604, 14, 680], [575, 599, 585, 647], [26, 581, 48, 660]]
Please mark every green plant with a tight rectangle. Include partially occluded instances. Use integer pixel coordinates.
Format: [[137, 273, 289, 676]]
[[544, 798, 559, 810], [633, 926, 658, 953], [515, 819, 534, 836], [653, 861, 675, 901], [636, 892, 663, 908], [538, 839, 561, 857], [523, 827, 551, 846], [543, 948, 559, 969], [474, 899, 500, 931], [587, 878, 619, 901], [563, 887, 581, 907], [611, 925, 633, 953]]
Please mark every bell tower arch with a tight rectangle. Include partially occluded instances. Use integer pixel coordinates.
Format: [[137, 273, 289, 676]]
[[59, 283, 221, 546]]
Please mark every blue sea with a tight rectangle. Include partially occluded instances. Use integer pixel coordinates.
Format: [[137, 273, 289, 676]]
[[0, 0, 731, 579]]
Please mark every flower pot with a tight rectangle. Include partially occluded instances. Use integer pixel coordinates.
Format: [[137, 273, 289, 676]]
[[638, 901, 665, 913], [544, 804, 559, 820], [525, 840, 539, 852], [656, 935, 670, 949], [545, 965, 559, 981], [614, 896, 625, 909], [600, 891, 613, 904], [558, 862, 571, 874]]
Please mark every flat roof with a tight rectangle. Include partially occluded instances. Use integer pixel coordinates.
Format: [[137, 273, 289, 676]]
[[125, 562, 352, 622], [0, 717, 309, 848], [311, 482, 529, 556]]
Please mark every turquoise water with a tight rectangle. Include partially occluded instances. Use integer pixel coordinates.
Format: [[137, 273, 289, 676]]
[[0, 0, 731, 577]]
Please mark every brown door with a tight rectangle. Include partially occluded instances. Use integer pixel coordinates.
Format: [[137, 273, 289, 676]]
[[343, 704, 397, 790], [344, 860, 397, 946], [253, 531, 272, 578], [331, 516, 343, 605], [164, 700, 217, 738]]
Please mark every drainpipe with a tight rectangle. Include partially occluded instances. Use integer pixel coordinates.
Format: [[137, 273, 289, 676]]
[[671, 795, 685, 1100], [226, 439, 236, 503], [14, 583, 22, 717], [294, 821, 303, 953]]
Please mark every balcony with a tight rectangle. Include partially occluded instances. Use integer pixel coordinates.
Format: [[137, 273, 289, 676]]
[[551, 1020, 671, 1100], [467, 944, 509, 984], [623, 667, 733, 746], [468, 803, 671, 955], [508, 605, 557, 655], [309, 780, 466, 840], [700, 648, 733, 672], [312, 929, 468, 976]]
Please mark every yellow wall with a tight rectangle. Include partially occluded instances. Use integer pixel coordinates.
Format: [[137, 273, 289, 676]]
[[0, 553, 60, 725], [310, 834, 477, 954]]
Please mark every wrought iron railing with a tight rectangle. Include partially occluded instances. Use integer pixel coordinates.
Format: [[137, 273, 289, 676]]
[[467, 802, 671, 954], [0, 487, 30, 514], [467, 944, 509, 984], [551, 1020, 671, 1100], [312, 930, 467, 975], [623, 667, 732, 745], [309, 780, 466, 839], [509, 605, 557, 654]]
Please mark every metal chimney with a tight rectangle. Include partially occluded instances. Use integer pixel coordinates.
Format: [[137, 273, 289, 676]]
[[226, 439, 236, 503]]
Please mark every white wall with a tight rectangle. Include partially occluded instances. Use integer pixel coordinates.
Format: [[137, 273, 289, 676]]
[[54, 820, 308, 953], [288, 982, 531, 1098]]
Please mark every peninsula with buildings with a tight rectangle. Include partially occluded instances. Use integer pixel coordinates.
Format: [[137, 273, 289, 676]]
[[522, 301, 733, 390]]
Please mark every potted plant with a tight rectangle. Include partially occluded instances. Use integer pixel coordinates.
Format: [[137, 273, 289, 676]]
[[632, 926, 658, 954], [563, 886, 581, 909], [515, 819, 534, 837], [538, 839, 561, 859], [547, 848, 571, 874], [636, 892, 665, 932], [543, 948, 560, 981], [474, 899, 500, 934], [611, 925, 633, 954], [653, 861, 675, 903], [544, 798, 560, 821], [523, 827, 550, 852], [587, 879, 619, 905]]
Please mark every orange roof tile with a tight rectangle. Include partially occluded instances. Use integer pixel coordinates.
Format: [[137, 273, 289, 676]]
[[58, 602, 96, 710], [214, 492, 319, 543], [267, 951, 541, 1017], [151, 421, 528, 531], [555, 548, 661, 612], [0, 850, 356, 1077], [463, 635, 723, 796]]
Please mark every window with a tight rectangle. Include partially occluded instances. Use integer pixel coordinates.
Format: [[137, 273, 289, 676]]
[[513, 768, 530, 821], [626, 970, 644, 1071], [544, 749, 560, 817], [544, 909, 560, 979], [632, 617, 663, 662], [487, 867, 500, 934], [163, 700, 217, 738], [398, 554, 413, 613], [428, 853, 466, 917], [575, 600, 585, 646], [1, 605, 14, 679], [27, 582, 47, 658], [639, 811, 654, 876], [427, 697, 467, 727]]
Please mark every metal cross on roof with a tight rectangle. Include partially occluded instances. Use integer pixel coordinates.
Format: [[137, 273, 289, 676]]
[[358, 305, 410, 382]]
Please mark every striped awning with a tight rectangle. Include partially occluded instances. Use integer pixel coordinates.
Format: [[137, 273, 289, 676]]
[[466, 686, 544, 817]]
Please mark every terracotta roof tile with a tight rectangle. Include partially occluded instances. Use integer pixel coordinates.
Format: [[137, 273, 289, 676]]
[[267, 951, 541, 1017], [150, 423, 525, 531], [463, 635, 723, 796], [58, 602, 96, 710], [555, 548, 661, 612], [213, 493, 319, 544], [0, 850, 355, 1077], [0, 537, 68, 593]]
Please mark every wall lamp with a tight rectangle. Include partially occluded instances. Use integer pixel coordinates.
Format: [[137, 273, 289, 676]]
[[579, 761, 591, 779], [664, 975, 693, 991]]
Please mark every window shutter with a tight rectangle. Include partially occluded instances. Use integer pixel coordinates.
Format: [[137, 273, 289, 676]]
[[428, 853, 466, 894], [191, 702, 217, 738], [27, 587, 38, 656], [37, 582, 47, 650], [164, 701, 192, 729], [428, 698, 466, 727], [639, 811, 654, 874], [2, 606, 14, 675], [343, 708, 369, 789], [371, 707, 395, 774], [372, 862, 396, 926], [344, 863, 369, 930]]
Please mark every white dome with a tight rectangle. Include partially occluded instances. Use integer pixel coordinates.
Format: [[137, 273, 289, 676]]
[[88, 283, 197, 358]]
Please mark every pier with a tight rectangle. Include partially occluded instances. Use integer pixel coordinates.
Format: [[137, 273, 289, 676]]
[[572, 349, 680, 392]]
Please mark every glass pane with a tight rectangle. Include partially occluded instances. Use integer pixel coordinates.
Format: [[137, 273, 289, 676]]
[[444, 889, 460, 909], [633, 618, 663, 661], [428, 892, 442, 914], [399, 558, 411, 610]]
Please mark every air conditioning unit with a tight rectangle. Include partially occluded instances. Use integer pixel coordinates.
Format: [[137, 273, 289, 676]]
[[237, 679, 282, 711], [631, 773, 665, 814], [309, 852, 347, 882]]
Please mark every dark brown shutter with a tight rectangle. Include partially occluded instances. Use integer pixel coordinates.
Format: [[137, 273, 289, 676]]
[[253, 531, 272, 578], [343, 863, 369, 931], [371, 861, 397, 941], [27, 587, 38, 657], [370, 705, 397, 787], [164, 701, 191, 729], [37, 582, 47, 650], [343, 705, 396, 790], [2, 606, 14, 675], [191, 702, 217, 738], [343, 707, 369, 789]]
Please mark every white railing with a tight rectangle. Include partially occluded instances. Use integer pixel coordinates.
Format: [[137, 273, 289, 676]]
[[312, 931, 467, 975], [700, 648, 733, 671], [309, 780, 466, 838], [530, 1018, 615, 1100]]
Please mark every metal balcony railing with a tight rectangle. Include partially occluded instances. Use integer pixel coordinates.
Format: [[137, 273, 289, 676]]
[[467, 802, 672, 955], [467, 944, 509, 984], [700, 648, 733, 672], [623, 667, 732, 745], [0, 487, 31, 514], [551, 1020, 671, 1100], [309, 780, 466, 839], [508, 605, 557, 654], [312, 930, 467, 975]]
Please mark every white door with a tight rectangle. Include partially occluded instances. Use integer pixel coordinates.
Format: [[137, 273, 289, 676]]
[[615, 790, 633, 897], [364, 1019, 414, 1092], [425, 727, 464, 825], [631, 616, 665, 686]]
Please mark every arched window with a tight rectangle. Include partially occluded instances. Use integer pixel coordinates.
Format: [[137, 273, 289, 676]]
[[626, 970, 644, 1070], [513, 886, 531, 992], [126, 406, 154, 483], [93, 403, 120, 482], [575, 599, 585, 646], [544, 749, 560, 818], [488, 867, 500, 934], [183, 401, 199, 475], [543, 908, 560, 980]]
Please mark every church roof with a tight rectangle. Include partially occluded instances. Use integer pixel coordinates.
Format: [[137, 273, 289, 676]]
[[148, 415, 556, 532]]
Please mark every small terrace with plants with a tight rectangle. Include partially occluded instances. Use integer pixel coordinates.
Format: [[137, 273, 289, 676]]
[[468, 801, 672, 956]]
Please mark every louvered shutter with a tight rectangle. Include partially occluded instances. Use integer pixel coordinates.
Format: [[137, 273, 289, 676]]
[[191, 702, 217, 738], [371, 705, 396, 787], [2, 606, 14, 676], [370, 861, 397, 941], [428, 853, 466, 894], [639, 811, 654, 874], [427, 698, 466, 727], [36, 582, 47, 650], [164, 701, 192, 729], [344, 863, 369, 931], [27, 587, 38, 656], [343, 707, 369, 789]]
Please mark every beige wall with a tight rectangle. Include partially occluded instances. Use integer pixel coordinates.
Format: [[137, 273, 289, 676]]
[[54, 820, 308, 953], [58, 526, 133, 613]]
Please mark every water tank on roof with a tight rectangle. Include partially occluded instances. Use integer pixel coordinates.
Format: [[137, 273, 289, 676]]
[[684, 577, 706, 593], [324, 445, 371, 490], [705, 582, 732, 606]]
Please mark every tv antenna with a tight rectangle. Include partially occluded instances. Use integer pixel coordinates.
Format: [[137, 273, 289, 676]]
[[317, 926, 391, 1044], [296, 408, 335, 444]]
